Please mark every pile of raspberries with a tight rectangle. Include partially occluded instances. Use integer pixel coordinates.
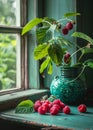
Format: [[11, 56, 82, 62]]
[[34, 99, 87, 115]]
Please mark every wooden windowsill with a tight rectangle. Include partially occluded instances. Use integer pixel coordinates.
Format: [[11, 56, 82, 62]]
[[0, 89, 49, 111], [0, 89, 93, 129], [0, 106, 93, 129]]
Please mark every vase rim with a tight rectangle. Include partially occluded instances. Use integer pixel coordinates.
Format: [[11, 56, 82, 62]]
[[60, 66, 80, 69]]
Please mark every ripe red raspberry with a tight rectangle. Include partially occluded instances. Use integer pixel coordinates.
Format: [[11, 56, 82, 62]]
[[42, 102, 49, 112], [34, 100, 42, 112], [48, 102, 53, 111], [50, 106, 59, 115], [63, 105, 71, 114], [62, 27, 68, 35], [60, 102, 65, 110], [44, 100, 51, 104], [78, 104, 87, 113], [53, 99, 61, 105], [38, 106, 47, 114], [35, 100, 42, 104], [64, 52, 71, 64], [66, 22, 73, 30], [53, 104, 61, 111]]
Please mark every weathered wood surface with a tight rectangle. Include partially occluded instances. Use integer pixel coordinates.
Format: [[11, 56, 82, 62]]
[[0, 106, 93, 130]]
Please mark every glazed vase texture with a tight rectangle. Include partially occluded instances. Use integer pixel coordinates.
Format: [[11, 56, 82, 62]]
[[50, 66, 86, 104]]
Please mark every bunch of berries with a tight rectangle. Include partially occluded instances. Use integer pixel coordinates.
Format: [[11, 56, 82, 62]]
[[34, 99, 87, 115], [62, 21, 74, 35], [34, 99, 70, 115]]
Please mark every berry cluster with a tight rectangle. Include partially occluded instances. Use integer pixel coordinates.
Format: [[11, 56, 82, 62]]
[[62, 21, 74, 35], [34, 99, 70, 115], [34, 99, 87, 115]]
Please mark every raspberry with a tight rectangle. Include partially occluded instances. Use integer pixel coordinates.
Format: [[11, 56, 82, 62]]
[[34, 101, 42, 112], [78, 104, 87, 113], [48, 102, 53, 111], [53, 104, 61, 111], [62, 27, 68, 35], [60, 102, 65, 110], [63, 105, 71, 114], [38, 106, 47, 114], [50, 106, 59, 115], [53, 99, 61, 105], [42, 102, 49, 112], [66, 22, 73, 30], [64, 52, 71, 58], [64, 52, 71, 64], [44, 100, 51, 104], [34, 100, 42, 105]]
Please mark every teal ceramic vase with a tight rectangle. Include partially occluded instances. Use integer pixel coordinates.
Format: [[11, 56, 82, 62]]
[[50, 66, 86, 104]]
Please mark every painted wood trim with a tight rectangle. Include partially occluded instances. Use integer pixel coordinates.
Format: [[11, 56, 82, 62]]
[[0, 89, 49, 111], [27, 0, 40, 89], [0, 26, 22, 33], [1, 106, 93, 129]]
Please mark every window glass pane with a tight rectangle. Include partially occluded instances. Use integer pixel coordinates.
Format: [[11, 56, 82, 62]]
[[0, 0, 20, 26], [0, 33, 21, 91]]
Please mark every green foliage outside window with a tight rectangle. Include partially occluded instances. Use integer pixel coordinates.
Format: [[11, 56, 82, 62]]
[[0, 0, 16, 90], [0, 34, 16, 90]]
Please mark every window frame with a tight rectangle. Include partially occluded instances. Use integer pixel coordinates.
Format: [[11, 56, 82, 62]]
[[0, 0, 28, 95]]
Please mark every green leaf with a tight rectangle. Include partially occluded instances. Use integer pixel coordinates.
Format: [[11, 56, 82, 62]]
[[36, 26, 52, 44], [64, 12, 80, 18], [48, 43, 64, 65], [34, 43, 50, 60], [84, 59, 93, 69], [48, 62, 53, 74], [72, 62, 83, 67], [40, 57, 51, 73], [72, 32, 93, 45], [22, 18, 43, 35], [43, 17, 57, 26], [15, 100, 34, 113], [82, 48, 93, 54], [17, 100, 34, 107], [57, 37, 72, 47]]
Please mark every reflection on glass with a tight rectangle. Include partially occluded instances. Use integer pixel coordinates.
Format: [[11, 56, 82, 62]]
[[0, 33, 16, 91], [0, 0, 20, 26]]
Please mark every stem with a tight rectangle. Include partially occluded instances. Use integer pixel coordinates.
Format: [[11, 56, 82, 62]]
[[42, 20, 52, 26], [57, 18, 73, 23], [78, 53, 84, 62], [42, 20, 55, 39], [71, 46, 85, 59], [51, 32, 55, 39], [66, 65, 86, 83]]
